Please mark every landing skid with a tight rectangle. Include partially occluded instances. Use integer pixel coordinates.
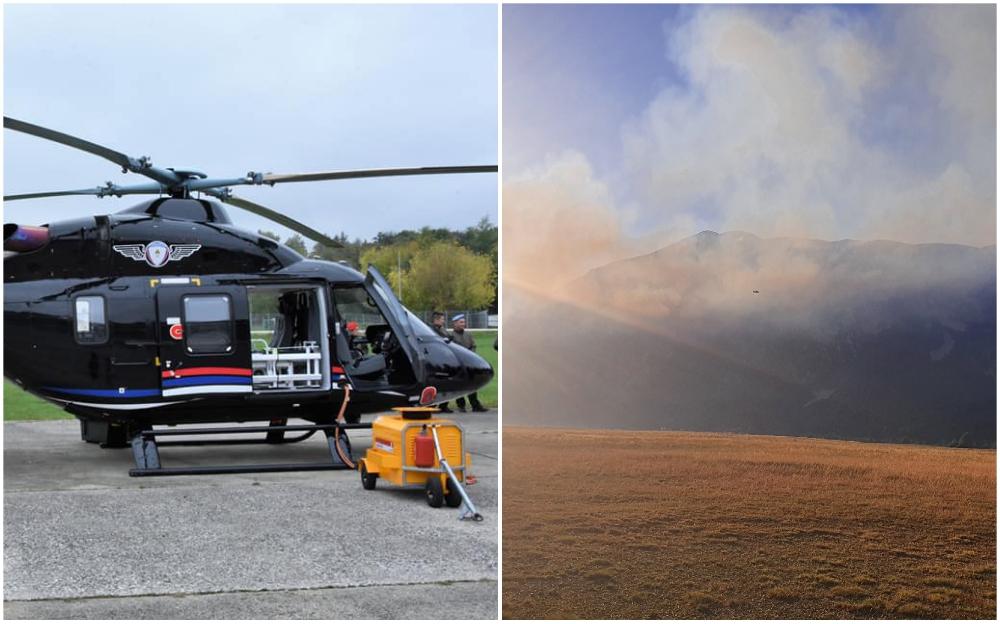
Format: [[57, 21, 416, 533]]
[[129, 422, 371, 477]]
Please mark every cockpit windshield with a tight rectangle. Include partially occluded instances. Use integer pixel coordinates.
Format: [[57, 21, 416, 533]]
[[407, 310, 439, 338], [365, 266, 414, 338]]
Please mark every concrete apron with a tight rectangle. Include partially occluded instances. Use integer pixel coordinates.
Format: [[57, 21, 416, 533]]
[[4, 413, 498, 619]]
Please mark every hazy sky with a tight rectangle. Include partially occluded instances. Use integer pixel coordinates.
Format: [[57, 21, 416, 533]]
[[504, 4, 996, 288], [4, 4, 497, 243]]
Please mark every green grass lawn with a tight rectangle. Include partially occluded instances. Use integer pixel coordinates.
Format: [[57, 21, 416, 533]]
[[468, 329, 498, 408], [4, 380, 72, 421], [3, 330, 499, 419]]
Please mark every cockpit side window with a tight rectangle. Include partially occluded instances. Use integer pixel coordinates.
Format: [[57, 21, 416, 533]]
[[331, 286, 388, 353], [73, 295, 108, 344]]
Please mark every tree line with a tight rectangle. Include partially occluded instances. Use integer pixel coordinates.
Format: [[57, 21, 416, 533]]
[[259, 216, 497, 311]]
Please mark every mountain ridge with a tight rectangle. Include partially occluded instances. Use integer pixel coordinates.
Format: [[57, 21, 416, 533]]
[[506, 231, 996, 447], [580, 230, 996, 284]]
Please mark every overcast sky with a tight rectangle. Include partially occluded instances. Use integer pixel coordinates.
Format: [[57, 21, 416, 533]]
[[4, 4, 497, 243], [504, 4, 996, 288]]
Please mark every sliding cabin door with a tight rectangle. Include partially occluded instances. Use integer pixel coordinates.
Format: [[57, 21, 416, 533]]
[[155, 282, 253, 397]]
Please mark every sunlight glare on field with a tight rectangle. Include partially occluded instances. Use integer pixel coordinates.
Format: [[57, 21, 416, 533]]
[[502, 428, 997, 619]]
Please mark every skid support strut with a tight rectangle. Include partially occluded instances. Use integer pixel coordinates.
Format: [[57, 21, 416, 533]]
[[129, 422, 371, 477]]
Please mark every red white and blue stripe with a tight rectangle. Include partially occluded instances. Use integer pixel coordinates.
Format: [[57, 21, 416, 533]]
[[161, 367, 253, 396], [331, 365, 351, 389]]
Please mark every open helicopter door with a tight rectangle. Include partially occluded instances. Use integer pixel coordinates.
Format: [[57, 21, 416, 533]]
[[364, 265, 428, 384], [155, 282, 253, 398], [330, 266, 431, 400]]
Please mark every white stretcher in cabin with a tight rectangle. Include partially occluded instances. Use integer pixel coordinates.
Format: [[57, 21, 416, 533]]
[[251, 341, 323, 390]]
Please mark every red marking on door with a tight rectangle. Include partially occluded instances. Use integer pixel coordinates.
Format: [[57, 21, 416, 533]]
[[161, 367, 253, 379], [169, 324, 184, 340]]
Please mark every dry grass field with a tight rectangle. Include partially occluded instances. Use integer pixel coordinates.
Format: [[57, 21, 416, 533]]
[[503, 427, 996, 619]]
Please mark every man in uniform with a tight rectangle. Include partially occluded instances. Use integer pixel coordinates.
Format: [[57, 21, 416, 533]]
[[429, 311, 454, 413], [450, 313, 486, 412], [430, 311, 449, 338]]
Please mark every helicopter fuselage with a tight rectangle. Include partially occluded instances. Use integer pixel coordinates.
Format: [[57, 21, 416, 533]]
[[4, 198, 493, 442]]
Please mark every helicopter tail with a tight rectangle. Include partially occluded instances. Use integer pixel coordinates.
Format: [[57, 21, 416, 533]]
[[4, 224, 49, 252]]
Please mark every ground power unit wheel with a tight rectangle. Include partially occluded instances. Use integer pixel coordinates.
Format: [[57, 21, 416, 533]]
[[445, 477, 463, 508], [425, 476, 444, 508], [360, 462, 377, 490]]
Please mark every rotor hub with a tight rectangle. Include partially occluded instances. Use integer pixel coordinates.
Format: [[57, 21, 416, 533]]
[[167, 169, 208, 180]]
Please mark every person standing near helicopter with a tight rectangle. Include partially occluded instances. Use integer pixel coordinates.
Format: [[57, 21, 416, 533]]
[[430, 311, 454, 413], [451, 314, 486, 412], [430, 311, 449, 339]]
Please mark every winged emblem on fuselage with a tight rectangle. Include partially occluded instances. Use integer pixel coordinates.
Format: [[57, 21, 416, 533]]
[[112, 241, 202, 268]]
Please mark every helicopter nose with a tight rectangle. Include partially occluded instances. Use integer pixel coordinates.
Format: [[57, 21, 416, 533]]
[[450, 342, 494, 390], [421, 339, 493, 394]]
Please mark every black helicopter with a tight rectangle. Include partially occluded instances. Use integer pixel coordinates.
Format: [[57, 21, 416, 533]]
[[3, 117, 495, 475]]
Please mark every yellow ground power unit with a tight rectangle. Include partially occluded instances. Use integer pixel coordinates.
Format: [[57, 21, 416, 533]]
[[358, 407, 483, 520]]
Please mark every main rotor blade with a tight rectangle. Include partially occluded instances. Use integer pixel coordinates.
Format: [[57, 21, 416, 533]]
[[4, 181, 164, 202], [3, 117, 182, 187], [220, 194, 343, 248], [4, 188, 106, 201], [4, 117, 134, 171], [261, 165, 497, 185]]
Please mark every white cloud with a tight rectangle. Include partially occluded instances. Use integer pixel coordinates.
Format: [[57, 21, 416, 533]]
[[503, 151, 625, 290], [503, 5, 995, 311], [619, 5, 995, 247]]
